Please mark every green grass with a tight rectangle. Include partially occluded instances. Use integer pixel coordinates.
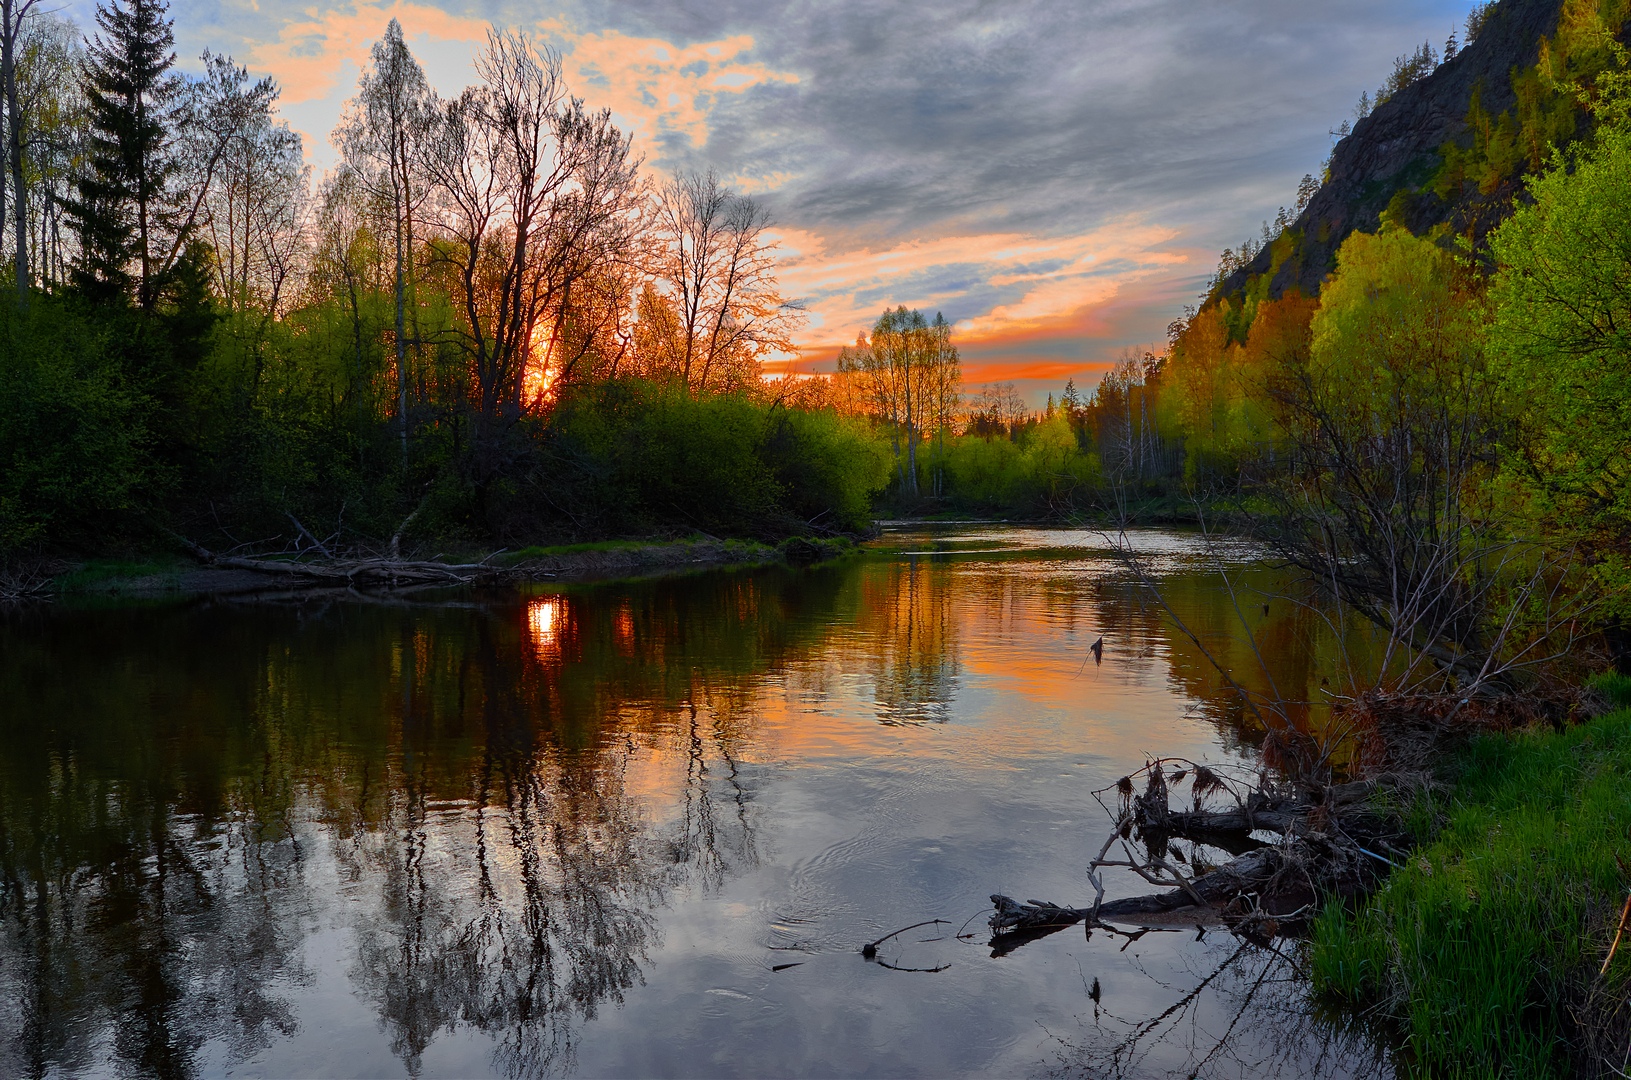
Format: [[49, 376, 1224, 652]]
[[1309, 688, 1631, 1077], [507, 539, 670, 559], [52, 558, 184, 593]]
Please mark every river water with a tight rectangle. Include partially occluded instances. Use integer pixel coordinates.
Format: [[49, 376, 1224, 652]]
[[0, 525, 1391, 1078]]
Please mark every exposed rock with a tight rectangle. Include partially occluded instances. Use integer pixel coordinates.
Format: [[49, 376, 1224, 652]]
[[1223, 0, 1568, 300]]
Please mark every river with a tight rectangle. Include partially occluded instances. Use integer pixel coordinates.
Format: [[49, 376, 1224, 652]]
[[0, 525, 1391, 1078]]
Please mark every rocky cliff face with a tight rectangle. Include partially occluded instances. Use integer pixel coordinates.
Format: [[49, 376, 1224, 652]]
[[1222, 0, 1563, 300]]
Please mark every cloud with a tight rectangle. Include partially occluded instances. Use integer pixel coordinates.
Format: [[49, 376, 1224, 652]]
[[541, 25, 798, 156], [242, 1, 489, 105], [772, 219, 1194, 348]]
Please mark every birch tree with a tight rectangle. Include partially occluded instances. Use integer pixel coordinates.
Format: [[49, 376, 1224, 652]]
[[649, 170, 800, 394], [337, 19, 435, 461]]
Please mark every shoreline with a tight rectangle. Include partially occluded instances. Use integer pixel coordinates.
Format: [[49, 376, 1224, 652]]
[[37, 536, 857, 600]]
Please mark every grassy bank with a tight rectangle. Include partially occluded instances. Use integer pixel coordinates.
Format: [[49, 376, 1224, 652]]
[[37, 535, 858, 599], [1310, 678, 1631, 1077]]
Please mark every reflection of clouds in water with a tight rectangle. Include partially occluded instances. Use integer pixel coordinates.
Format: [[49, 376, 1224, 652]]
[[527, 596, 566, 660]]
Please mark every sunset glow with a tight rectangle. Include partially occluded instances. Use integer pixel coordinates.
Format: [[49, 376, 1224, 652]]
[[167, 0, 1462, 404], [527, 596, 565, 660]]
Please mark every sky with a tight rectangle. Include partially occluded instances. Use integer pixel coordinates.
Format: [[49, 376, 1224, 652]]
[[73, 0, 1475, 401]]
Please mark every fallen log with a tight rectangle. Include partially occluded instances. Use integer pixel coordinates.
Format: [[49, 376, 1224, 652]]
[[180, 537, 512, 588], [990, 849, 1286, 934], [990, 762, 1404, 951]]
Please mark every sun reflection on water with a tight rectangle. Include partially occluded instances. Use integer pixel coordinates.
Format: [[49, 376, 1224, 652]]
[[528, 596, 566, 660]]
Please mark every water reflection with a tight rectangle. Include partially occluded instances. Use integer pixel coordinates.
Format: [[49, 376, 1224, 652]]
[[856, 557, 960, 725], [0, 529, 1389, 1078]]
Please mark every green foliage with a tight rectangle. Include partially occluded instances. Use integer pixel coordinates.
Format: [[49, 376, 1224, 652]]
[[1309, 226, 1481, 400], [941, 412, 1101, 514], [0, 301, 146, 556], [526, 380, 890, 541], [1489, 80, 1631, 614], [69, 0, 183, 306], [1434, 2, 1629, 200], [1310, 707, 1631, 1077]]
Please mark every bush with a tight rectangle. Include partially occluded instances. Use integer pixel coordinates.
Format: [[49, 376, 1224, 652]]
[[514, 380, 889, 541], [0, 301, 147, 557]]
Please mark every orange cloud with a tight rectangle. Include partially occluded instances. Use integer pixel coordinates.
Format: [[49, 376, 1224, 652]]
[[542, 25, 799, 151], [773, 222, 1196, 354], [245, 1, 489, 106], [247, 4, 795, 164], [959, 360, 1115, 385]]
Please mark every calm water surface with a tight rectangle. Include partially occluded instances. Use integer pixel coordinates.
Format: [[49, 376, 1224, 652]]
[[0, 526, 1389, 1078]]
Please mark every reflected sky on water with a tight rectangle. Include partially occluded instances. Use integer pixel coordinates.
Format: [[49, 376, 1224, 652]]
[[0, 526, 1390, 1078]]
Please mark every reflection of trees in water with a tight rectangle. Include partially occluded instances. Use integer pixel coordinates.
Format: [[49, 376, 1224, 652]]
[[851, 557, 959, 724], [0, 777, 312, 1080], [0, 576, 796, 1078], [668, 692, 760, 892], [1090, 567, 1382, 760], [340, 737, 660, 1078], [1045, 935, 1389, 1079]]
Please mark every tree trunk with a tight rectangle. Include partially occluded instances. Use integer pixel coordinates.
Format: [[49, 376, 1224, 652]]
[[394, 184, 408, 465], [2, 0, 23, 306]]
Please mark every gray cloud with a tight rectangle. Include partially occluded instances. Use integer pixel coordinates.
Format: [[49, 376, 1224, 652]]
[[549, 0, 1471, 251]]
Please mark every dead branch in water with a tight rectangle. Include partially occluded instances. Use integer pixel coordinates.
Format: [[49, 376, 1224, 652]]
[[990, 756, 1409, 951]]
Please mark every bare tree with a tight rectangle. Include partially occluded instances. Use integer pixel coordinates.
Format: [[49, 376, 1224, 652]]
[[192, 53, 306, 319], [648, 170, 800, 394], [419, 29, 641, 474]]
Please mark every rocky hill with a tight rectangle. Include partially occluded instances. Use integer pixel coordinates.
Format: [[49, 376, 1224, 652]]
[[1220, 0, 1577, 301]]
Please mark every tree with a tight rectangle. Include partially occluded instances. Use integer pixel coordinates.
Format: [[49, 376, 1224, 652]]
[[649, 170, 800, 394], [0, 0, 43, 305], [192, 53, 306, 318], [836, 307, 962, 497], [923, 313, 960, 496], [67, 0, 182, 308], [1258, 227, 1550, 691], [15, 14, 84, 291], [419, 29, 641, 479], [1489, 75, 1631, 620], [338, 19, 435, 462]]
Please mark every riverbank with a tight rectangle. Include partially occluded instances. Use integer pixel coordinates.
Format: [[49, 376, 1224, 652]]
[[32, 535, 858, 599], [1309, 677, 1631, 1077]]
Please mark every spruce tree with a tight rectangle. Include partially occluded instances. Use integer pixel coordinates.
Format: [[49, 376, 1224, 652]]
[[67, 0, 181, 307]]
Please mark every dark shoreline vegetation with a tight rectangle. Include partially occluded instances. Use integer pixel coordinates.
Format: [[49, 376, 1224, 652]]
[[3, 0, 1631, 1074]]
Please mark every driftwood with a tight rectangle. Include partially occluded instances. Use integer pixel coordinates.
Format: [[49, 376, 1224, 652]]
[[180, 537, 512, 589], [991, 850, 1287, 932], [990, 760, 1403, 948]]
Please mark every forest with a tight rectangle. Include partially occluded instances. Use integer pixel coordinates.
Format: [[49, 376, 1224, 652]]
[[0, 0, 1628, 654], [10, 0, 1604, 574]]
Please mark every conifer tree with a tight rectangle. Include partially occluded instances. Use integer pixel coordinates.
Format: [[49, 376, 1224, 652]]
[[67, 0, 181, 307]]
